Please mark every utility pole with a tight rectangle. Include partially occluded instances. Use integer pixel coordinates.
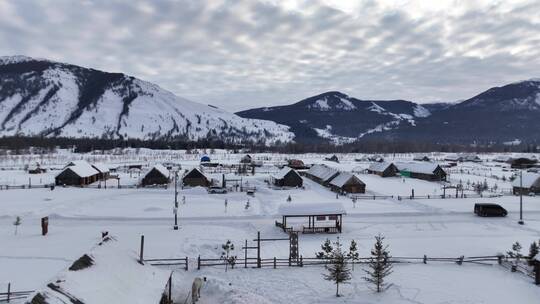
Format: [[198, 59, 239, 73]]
[[519, 169, 524, 225], [174, 170, 179, 230]]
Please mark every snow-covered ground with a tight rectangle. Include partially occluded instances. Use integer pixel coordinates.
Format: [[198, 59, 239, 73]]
[[1, 151, 540, 303]]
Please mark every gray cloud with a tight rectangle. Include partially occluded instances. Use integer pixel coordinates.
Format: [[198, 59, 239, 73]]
[[0, 0, 539, 111]]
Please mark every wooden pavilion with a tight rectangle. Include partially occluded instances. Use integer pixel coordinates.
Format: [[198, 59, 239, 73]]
[[275, 203, 346, 234]]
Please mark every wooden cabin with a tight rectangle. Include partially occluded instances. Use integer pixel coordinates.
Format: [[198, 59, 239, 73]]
[[325, 155, 339, 163], [28, 164, 46, 174], [287, 159, 308, 170], [329, 172, 366, 193], [141, 164, 170, 186], [367, 162, 399, 177], [512, 172, 540, 195], [55, 161, 99, 186], [397, 163, 447, 181], [182, 168, 211, 187], [508, 157, 538, 169], [271, 167, 303, 188], [305, 164, 339, 186], [413, 155, 431, 162], [240, 154, 252, 164]]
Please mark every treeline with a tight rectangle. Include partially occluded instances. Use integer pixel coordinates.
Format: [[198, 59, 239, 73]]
[[0, 135, 537, 154]]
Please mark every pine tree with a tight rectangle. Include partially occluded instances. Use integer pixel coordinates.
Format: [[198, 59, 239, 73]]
[[13, 216, 21, 235], [364, 234, 393, 292], [220, 240, 236, 272], [347, 240, 359, 270], [316, 238, 333, 259], [322, 238, 352, 297], [507, 241, 523, 269]]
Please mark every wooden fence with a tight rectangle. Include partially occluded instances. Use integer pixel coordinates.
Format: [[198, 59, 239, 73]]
[[145, 257, 189, 271], [349, 193, 505, 201], [0, 184, 54, 190], [0, 283, 33, 303], [197, 254, 506, 270]]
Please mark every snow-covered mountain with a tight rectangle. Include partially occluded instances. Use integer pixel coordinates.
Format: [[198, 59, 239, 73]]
[[238, 80, 540, 144], [237, 91, 430, 144], [0, 56, 294, 144]]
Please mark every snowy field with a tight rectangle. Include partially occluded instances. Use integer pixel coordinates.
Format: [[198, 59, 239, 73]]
[[1, 150, 540, 303]]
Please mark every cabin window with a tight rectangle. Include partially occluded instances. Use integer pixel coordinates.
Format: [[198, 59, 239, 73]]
[[316, 216, 326, 221], [328, 215, 338, 220]]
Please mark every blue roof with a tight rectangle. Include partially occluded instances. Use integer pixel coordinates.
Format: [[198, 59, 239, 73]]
[[200, 155, 211, 162]]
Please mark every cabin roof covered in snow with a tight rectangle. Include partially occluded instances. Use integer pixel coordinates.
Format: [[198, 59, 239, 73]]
[[146, 164, 170, 178], [397, 162, 442, 175], [25, 237, 170, 304], [91, 163, 110, 174], [512, 172, 540, 188], [368, 162, 394, 172], [329, 172, 364, 187], [307, 164, 339, 182], [278, 203, 346, 216], [271, 167, 298, 180], [58, 161, 99, 178]]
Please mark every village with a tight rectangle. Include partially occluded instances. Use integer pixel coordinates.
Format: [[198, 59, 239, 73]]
[[2, 150, 540, 303]]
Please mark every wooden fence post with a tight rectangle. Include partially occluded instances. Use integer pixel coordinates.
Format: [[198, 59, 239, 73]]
[[423, 255, 427, 264], [139, 235, 144, 265], [274, 257, 276, 269], [185, 257, 189, 271], [535, 260, 540, 285], [257, 231, 261, 268], [244, 240, 248, 269], [197, 255, 201, 270], [300, 256, 303, 267], [7, 282, 10, 303]]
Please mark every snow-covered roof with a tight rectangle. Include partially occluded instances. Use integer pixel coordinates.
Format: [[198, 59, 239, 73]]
[[147, 164, 170, 178], [368, 162, 395, 172], [493, 155, 511, 162], [278, 203, 346, 216], [185, 167, 209, 180], [397, 162, 442, 175], [91, 163, 110, 174], [329, 172, 364, 188], [58, 161, 99, 178], [512, 172, 540, 188], [306, 164, 339, 182], [444, 155, 461, 161], [271, 167, 298, 180], [26, 237, 170, 304]]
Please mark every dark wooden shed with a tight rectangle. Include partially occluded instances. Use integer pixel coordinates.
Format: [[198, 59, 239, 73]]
[[509, 157, 538, 169], [55, 161, 99, 186], [367, 162, 399, 177], [271, 167, 303, 187], [182, 168, 211, 187], [141, 165, 170, 186], [329, 172, 366, 193], [398, 163, 447, 182]]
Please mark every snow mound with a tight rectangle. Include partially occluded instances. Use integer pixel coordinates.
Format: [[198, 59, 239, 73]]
[[203, 277, 273, 304]]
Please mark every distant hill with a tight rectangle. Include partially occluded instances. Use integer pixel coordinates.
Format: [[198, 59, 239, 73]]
[[0, 56, 294, 145], [237, 80, 540, 144], [236, 91, 430, 144]]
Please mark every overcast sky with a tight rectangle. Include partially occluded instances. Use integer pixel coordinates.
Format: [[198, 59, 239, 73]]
[[1, 0, 539, 111]]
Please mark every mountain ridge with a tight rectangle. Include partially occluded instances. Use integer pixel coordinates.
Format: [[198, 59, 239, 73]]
[[0, 56, 294, 145], [237, 80, 540, 144]]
